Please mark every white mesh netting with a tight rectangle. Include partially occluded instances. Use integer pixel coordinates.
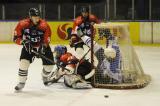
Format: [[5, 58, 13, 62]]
[[92, 23, 151, 89]]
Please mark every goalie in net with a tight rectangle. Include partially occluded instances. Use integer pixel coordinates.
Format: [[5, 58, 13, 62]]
[[76, 23, 151, 89]]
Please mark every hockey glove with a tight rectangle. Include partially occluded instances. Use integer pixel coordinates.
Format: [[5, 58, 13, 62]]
[[77, 27, 85, 38], [21, 40, 32, 54]]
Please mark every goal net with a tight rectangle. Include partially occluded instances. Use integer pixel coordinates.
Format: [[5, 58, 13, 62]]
[[91, 23, 151, 89]]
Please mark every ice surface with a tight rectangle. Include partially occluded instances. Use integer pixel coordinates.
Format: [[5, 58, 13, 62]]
[[0, 44, 160, 106]]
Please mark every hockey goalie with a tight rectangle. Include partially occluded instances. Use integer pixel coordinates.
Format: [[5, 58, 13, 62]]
[[47, 45, 95, 89], [76, 24, 123, 83]]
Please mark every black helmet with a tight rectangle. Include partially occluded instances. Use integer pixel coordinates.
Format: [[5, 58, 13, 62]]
[[81, 6, 89, 13], [29, 8, 40, 17]]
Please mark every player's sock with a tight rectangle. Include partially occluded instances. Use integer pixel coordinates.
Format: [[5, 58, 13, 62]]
[[15, 59, 30, 91], [15, 69, 28, 91]]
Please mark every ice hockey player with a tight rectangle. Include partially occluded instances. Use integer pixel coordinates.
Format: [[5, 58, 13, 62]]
[[13, 8, 54, 91], [48, 45, 93, 89], [76, 24, 122, 83], [70, 6, 100, 59]]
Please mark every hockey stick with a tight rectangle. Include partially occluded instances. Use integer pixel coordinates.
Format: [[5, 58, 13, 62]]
[[74, 38, 100, 80], [75, 48, 91, 74], [31, 49, 72, 72], [75, 47, 96, 80], [32, 49, 93, 85]]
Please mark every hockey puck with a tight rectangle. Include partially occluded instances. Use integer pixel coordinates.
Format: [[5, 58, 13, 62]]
[[104, 95, 109, 98]]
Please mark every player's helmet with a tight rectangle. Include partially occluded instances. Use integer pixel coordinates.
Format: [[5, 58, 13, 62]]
[[54, 45, 67, 56], [81, 6, 89, 13], [29, 8, 40, 17]]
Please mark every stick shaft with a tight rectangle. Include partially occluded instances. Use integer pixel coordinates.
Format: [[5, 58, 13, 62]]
[[31, 50, 71, 72]]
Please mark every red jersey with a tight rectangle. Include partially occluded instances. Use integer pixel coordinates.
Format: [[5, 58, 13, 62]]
[[70, 14, 100, 46], [72, 14, 100, 32], [60, 52, 79, 68], [13, 18, 51, 47], [73, 14, 100, 33]]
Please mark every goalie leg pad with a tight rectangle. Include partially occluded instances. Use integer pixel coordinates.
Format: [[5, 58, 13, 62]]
[[64, 74, 92, 89], [95, 46, 122, 82], [101, 58, 122, 82], [72, 82, 92, 89]]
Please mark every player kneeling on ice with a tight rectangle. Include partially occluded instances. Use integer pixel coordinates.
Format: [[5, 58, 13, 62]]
[[48, 45, 94, 89]]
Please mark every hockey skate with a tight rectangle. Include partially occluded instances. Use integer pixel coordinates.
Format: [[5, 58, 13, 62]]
[[42, 76, 50, 86], [15, 83, 25, 91]]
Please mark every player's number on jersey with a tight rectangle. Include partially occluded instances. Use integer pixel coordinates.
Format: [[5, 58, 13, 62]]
[[30, 37, 41, 42]]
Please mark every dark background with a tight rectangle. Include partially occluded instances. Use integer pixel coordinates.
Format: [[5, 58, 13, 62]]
[[0, 0, 159, 21]]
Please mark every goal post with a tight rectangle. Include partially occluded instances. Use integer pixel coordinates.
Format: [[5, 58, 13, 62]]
[[91, 23, 151, 89]]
